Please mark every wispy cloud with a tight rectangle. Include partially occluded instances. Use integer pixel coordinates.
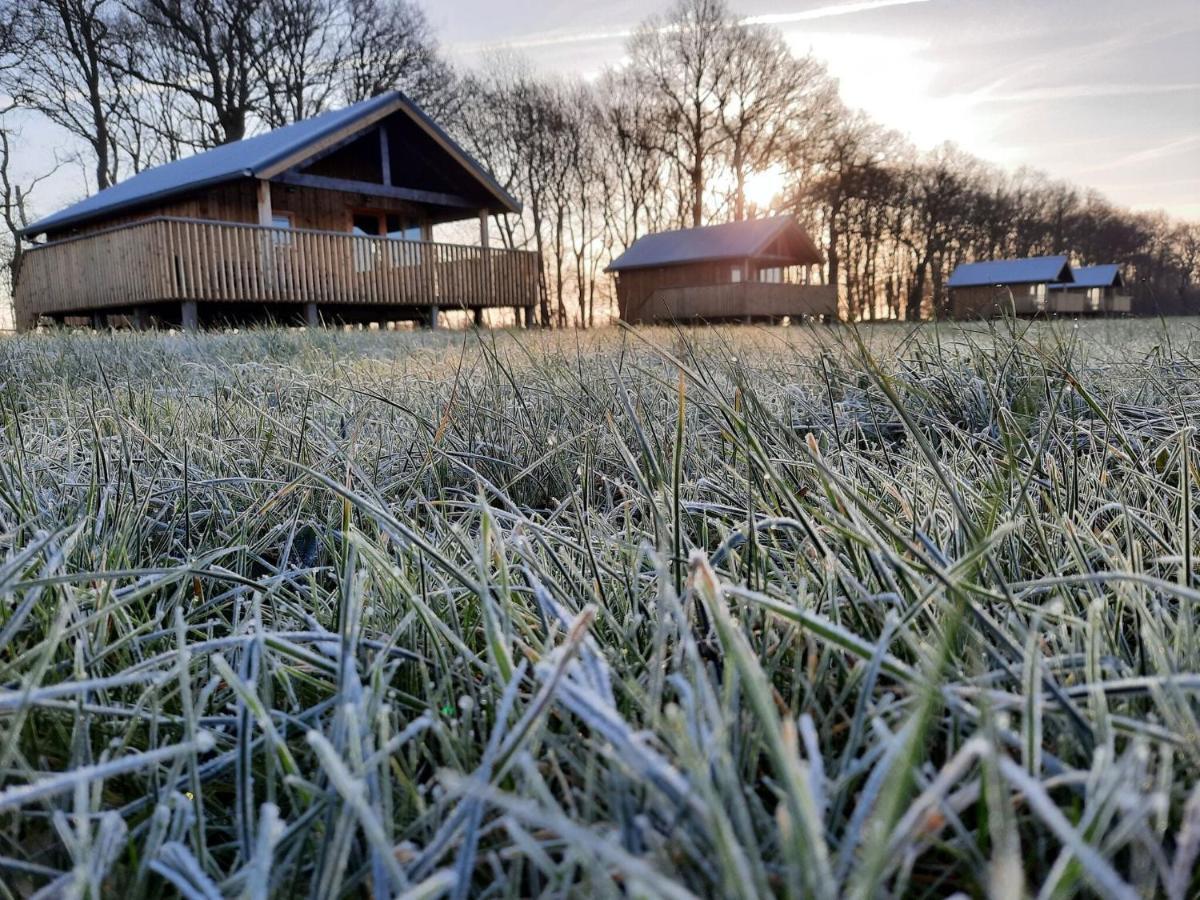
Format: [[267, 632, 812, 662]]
[[975, 82, 1200, 104], [745, 0, 935, 26], [1078, 134, 1200, 174], [453, 0, 937, 54]]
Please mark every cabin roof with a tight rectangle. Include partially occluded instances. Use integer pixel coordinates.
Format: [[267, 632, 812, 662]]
[[24, 92, 520, 238], [605, 216, 823, 273], [1049, 264, 1123, 291], [948, 256, 1074, 289]]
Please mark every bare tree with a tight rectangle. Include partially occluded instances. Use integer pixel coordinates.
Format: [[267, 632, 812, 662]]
[[0, 122, 62, 329], [720, 28, 833, 221], [257, 0, 338, 127], [629, 0, 738, 228], [335, 0, 454, 116], [117, 0, 273, 147], [3, 0, 127, 189]]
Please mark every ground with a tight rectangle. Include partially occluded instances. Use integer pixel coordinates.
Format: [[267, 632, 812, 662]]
[[0, 319, 1197, 898]]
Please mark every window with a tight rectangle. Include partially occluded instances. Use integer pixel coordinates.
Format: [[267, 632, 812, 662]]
[[731, 266, 742, 283], [271, 213, 293, 246], [759, 267, 782, 284], [352, 210, 425, 271]]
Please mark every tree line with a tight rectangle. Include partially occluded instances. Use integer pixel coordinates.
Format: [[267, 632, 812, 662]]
[[0, 0, 1196, 327]]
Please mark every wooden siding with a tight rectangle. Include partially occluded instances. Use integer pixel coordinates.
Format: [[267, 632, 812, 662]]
[[640, 283, 837, 323], [616, 262, 739, 322], [16, 217, 538, 323], [949, 284, 1044, 319], [952, 283, 1130, 319]]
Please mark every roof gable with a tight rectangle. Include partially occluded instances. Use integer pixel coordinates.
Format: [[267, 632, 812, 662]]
[[948, 256, 1074, 289], [25, 92, 519, 237], [1050, 264, 1123, 290], [605, 216, 822, 272]]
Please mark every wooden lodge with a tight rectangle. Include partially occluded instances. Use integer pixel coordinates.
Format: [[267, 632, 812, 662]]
[[947, 256, 1074, 319], [606, 216, 836, 324], [15, 92, 538, 331], [1048, 265, 1131, 315]]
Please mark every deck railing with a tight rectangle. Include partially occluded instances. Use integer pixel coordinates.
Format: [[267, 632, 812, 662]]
[[17, 216, 540, 320]]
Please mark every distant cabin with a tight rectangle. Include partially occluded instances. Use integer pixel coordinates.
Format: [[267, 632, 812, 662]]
[[605, 216, 836, 325], [1048, 265, 1131, 315], [15, 92, 538, 331], [947, 256, 1074, 319]]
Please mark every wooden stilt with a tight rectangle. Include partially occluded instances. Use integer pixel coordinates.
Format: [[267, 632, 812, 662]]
[[181, 301, 199, 332], [428, 305, 440, 330], [304, 302, 319, 328], [473, 308, 484, 328]]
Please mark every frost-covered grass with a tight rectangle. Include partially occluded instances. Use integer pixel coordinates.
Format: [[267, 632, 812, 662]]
[[0, 318, 1197, 899]]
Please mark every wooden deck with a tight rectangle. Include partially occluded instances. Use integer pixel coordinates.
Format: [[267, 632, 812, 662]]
[[16, 217, 539, 329], [636, 282, 837, 323]]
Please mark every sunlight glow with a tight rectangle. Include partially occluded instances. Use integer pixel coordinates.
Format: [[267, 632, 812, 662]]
[[744, 164, 788, 211]]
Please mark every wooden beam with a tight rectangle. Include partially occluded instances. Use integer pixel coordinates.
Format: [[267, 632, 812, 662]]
[[274, 171, 478, 209], [379, 127, 392, 187]]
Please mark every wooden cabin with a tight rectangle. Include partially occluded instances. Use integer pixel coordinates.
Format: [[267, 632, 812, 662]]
[[606, 216, 835, 324], [15, 92, 538, 331], [1048, 264, 1130, 315], [947, 256, 1074, 319]]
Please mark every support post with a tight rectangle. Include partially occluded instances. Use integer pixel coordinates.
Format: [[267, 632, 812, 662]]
[[523, 305, 534, 329], [131, 307, 148, 331], [473, 308, 483, 328], [258, 179, 276, 294], [181, 301, 199, 332], [427, 305, 440, 330], [304, 302, 319, 328], [256, 179, 273, 225], [479, 209, 491, 306]]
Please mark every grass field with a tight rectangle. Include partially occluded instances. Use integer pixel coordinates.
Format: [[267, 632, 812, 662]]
[[0, 318, 1197, 899]]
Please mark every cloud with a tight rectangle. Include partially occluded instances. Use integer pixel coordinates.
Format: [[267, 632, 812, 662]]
[[973, 82, 1200, 104], [745, 0, 935, 26], [1081, 134, 1200, 174], [453, 0, 937, 54]]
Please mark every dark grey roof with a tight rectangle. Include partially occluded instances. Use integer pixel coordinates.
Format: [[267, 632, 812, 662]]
[[1049, 264, 1123, 291], [25, 92, 519, 237], [948, 256, 1074, 289], [605, 216, 822, 272]]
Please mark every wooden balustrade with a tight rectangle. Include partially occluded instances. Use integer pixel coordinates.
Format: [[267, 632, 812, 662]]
[[16, 216, 540, 323]]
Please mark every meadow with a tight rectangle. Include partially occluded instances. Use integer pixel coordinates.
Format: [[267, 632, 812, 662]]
[[0, 318, 1197, 899]]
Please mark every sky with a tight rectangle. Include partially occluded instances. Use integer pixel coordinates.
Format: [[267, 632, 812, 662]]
[[10, 0, 1200, 224], [432, 0, 1200, 220]]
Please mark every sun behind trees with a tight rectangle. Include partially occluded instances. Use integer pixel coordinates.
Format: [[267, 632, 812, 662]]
[[0, 0, 1196, 328]]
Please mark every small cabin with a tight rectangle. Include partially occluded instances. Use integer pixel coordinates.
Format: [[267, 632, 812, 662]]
[[947, 256, 1075, 319], [1048, 265, 1130, 315], [15, 92, 539, 331], [605, 216, 836, 324]]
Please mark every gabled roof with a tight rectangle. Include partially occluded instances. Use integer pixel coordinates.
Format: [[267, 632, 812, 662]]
[[948, 256, 1074, 289], [1050, 264, 1123, 291], [25, 92, 520, 237], [605, 215, 823, 273]]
